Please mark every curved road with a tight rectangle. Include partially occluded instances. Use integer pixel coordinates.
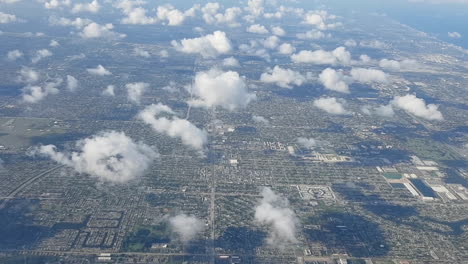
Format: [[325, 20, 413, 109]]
[[0, 165, 64, 209]]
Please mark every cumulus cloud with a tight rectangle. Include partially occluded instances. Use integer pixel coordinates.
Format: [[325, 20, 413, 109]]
[[43, 0, 71, 9], [126, 82, 148, 104], [262, 36, 280, 49], [137, 103, 208, 151], [222, 57, 240, 67], [360, 40, 388, 49], [391, 94, 443, 121], [297, 30, 327, 40], [102, 85, 115, 96], [49, 40, 60, 47], [0, 12, 17, 24], [157, 4, 196, 26], [313, 97, 349, 115], [267, 26, 283, 35], [49, 17, 92, 29], [80, 23, 125, 39], [117, 1, 157, 25], [134, 47, 150, 58], [32, 49, 52, 63], [169, 214, 205, 243], [188, 68, 256, 111], [31, 131, 157, 183], [260, 66, 306, 89], [350, 68, 388, 83], [202, 3, 242, 27], [379, 59, 420, 71], [255, 187, 298, 247], [297, 137, 317, 149], [448, 31, 462, 38], [319, 68, 387, 93], [87, 65, 112, 76], [245, 0, 264, 18], [252, 115, 269, 125], [22, 78, 61, 103], [291, 47, 351, 65], [172, 31, 232, 58], [278, 43, 296, 55], [7, 49, 23, 61], [247, 24, 269, 34], [0, 0, 22, 3], [18, 67, 40, 83], [319, 68, 350, 93], [66, 75, 78, 91], [72, 0, 100, 14], [303, 10, 341, 30]]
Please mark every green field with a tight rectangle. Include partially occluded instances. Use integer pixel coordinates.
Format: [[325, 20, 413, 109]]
[[383, 172, 403, 180]]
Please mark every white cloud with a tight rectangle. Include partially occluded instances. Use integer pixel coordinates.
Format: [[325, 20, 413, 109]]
[[22, 78, 61, 103], [360, 40, 388, 49], [172, 31, 232, 58], [252, 115, 269, 125], [0, 0, 22, 3], [260, 66, 306, 89], [319, 68, 349, 93], [297, 137, 317, 149], [379, 59, 420, 71], [18, 67, 40, 83], [122, 6, 156, 25], [157, 5, 186, 26], [448, 31, 462, 38], [134, 47, 150, 58], [313, 97, 349, 115], [391, 94, 443, 121], [271, 26, 285, 36], [188, 68, 256, 111], [169, 214, 204, 243], [319, 67, 387, 93], [49, 40, 60, 47], [31, 131, 157, 183], [79, 23, 125, 39], [291, 47, 351, 65], [262, 36, 280, 49], [72, 0, 100, 13], [126, 82, 148, 104], [102, 85, 115, 96], [350, 68, 388, 83], [7, 49, 23, 61], [159, 50, 169, 58], [138, 103, 208, 151], [0, 12, 17, 24], [49, 17, 92, 29], [297, 30, 327, 40], [87, 65, 112, 76], [255, 187, 298, 247], [222, 56, 240, 67], [344, 39, 357, 47], [303, 10, 341, 30], [202, 3, 242, 27], [278, 43, 296, 55], [245, 0, 264, 18], [247, 24, 269, 34], [66, 75, 78, 91], [43, 0, 71, 9], [32, 49, 52, 63]]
